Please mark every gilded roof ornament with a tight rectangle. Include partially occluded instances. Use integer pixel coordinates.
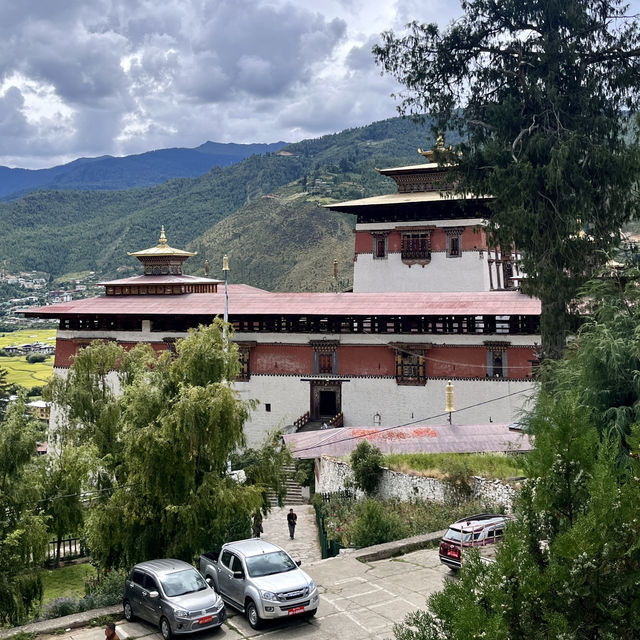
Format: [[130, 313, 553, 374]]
[[159, 225, 168, 245]]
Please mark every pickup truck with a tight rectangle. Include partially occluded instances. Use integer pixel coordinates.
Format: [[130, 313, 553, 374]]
[[199, 538, 319, 629]]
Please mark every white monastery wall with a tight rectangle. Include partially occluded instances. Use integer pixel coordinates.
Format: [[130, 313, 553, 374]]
[[316, 456, 518, 512], [353, 252, 491, 293], [341, 377, 532, 429], [233, 375, 312, 448]]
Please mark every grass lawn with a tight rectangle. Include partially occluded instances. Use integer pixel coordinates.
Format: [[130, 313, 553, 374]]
[[41, 562, 98, 605], [0, 329, 56, 389], [384, 452, 524, 479]]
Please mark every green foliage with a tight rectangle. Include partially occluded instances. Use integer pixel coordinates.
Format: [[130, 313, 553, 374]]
[[0, 116, 430, 285], [374, 0, 640, 358], [0, 365, 8, 398], [230, 429, 293, 511], [350, 440, 384, 495], [384, 452, 522, 479], [294, 459, 315, 491], [49, 320, 263, 568], [0, 395, 48, 624], [25, 353, 48, 364], [40, 569, 126, 620], [391, 273, 640, 639], [351, 499, 409, 548], [317, 494, 495, 548]]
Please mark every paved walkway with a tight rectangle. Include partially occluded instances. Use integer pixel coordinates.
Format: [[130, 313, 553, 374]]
[[260, 504, 322, 565], [37, 547, 449, 640]]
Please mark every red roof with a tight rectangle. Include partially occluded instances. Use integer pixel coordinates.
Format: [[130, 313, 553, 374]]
[[284, 423, 533, 459], [23, 289, 540, 318], [99, 274, 223, 286]]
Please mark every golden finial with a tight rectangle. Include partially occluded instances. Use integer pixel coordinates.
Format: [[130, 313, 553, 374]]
[[436, 132, 445, 151], [159, 226, 167, 245]]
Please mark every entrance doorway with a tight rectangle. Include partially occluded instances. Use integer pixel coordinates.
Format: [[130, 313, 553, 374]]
[[311, 381, 342, 419], [318, 390, 337, 416]]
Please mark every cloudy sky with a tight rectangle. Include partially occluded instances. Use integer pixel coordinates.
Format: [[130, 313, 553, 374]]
[[0, 0, 464, 169]]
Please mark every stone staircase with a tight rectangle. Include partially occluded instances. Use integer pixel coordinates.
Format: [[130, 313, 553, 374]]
[[265, 463, 306, 506]]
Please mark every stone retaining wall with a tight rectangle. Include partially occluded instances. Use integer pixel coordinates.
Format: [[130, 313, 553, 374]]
[[316, 455, 519, 512]]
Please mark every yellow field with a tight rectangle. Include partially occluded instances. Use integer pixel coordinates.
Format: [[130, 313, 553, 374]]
[[0, 329, 56, 389]]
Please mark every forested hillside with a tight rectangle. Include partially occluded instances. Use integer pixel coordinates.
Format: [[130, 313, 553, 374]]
[[0, 141, 288, 199], [0, 116, 437, 287]]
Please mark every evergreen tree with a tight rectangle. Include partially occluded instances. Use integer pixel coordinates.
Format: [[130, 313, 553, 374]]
[[374, 0, 640, 358]]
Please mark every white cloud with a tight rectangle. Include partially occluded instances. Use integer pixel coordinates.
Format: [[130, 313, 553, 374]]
[[5, 0, 632, 169]]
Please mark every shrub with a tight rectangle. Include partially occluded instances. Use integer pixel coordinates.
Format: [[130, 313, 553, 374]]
[[39, 570, 126, 620], [41, 597, 82, 619], [350, 440, 384, 495], [351, 499, 409, 547], [26, 353, 48, 364]]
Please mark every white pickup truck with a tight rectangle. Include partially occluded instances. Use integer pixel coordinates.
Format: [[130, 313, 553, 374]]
[[199, 538, 319, 629]]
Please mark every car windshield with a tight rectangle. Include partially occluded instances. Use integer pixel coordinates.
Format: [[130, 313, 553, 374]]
[[245, 551, 297, 578], [161, 569, 207, 597], [444, 527, 481, 543]]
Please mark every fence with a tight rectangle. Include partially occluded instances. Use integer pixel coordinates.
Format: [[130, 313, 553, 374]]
[[47, 536, 88, 562], [313, 502, 344, 559]]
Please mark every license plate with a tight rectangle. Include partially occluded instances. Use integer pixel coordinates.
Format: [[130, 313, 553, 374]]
[[198, 615, 213, 625], [288, 606, 305, 616]]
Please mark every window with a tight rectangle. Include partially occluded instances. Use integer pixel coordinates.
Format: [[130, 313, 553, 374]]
[[487, 349, 508, 377], [265, 403, 271, 412], [372, 233, 388, 259], [312, 341, 338, 375], [395, 350, 426, 385], [401, 232, 431, 261], [445, 227, 464, 258], [318, 352, 334, 374]]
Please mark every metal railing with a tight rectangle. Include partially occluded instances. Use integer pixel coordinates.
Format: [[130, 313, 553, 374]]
[[47, 536, 88, 562], [313, 503, 344, 559]]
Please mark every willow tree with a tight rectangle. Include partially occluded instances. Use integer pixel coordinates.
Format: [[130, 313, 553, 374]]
[[374, 0, 640, 358], [0, 395, 48, 625], [82, 320, 264, 567]]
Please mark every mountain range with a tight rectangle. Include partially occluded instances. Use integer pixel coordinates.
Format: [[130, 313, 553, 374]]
[[0, 117, 440, 291], [0, 141, 288, 200]]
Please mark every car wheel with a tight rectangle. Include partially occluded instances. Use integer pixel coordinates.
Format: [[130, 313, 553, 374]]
[[123, 599, 135, 622], [246, 599, 262, 630], [160, 617, 173, 640]]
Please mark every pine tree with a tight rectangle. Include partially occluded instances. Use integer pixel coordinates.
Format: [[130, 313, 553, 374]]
[[374, 0, 640, 358]]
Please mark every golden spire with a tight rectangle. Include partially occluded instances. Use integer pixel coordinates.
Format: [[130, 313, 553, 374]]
[[159, 226, 167, 245]]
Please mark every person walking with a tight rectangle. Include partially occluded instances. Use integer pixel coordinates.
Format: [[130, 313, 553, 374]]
[[287, 508, 297, 539], [252, 511, 263, 538]]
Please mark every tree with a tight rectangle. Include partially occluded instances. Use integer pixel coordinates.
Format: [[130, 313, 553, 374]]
[[232, 428, 294, 511], [350, 439, 384, 495], [0, 365, 8, 399], [0, 395, 48, 625], [39, 445, 94, 566], [374, 0, 640, 358], [62, 320, 265, 568]]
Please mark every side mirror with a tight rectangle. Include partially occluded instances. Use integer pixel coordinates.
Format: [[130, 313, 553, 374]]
[[205, 577, 213, 586], [233, 570, 244, 579], [148, 590, 160, 599], [295, 560, 302, 567]]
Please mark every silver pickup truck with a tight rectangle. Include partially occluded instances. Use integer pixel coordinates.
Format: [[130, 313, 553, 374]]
[[199, 538, 319, 629]]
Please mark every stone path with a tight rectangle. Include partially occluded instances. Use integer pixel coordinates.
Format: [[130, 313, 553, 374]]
[[259, 504, 322, 565]]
